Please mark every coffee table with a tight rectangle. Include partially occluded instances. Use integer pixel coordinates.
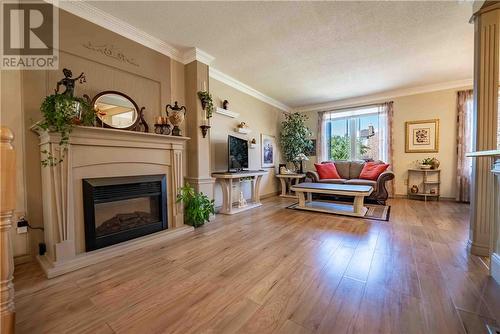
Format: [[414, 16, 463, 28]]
[[290, 182, 373, 217]]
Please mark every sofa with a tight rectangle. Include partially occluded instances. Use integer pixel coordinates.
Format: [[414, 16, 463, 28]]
[[305, 160, 395, 204]]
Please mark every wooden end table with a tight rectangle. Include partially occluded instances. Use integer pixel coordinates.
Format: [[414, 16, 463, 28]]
[[276, 174, 306, 198]]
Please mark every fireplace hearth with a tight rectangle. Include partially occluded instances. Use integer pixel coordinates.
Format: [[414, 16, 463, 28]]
[[83, 175, 167, 251]]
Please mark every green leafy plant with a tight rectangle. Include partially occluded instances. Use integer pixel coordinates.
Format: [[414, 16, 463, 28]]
[[38, 94, 94, 166], [176, 183, 215, 228], [197, 91, 214, 118], [280, 112, 313, 168], [420, 157, 434, 165], [328, 135, 370, 160]]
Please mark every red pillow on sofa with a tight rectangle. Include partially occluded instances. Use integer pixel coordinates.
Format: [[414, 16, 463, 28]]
[[359, 162, 389, 180], [315, 163, 341, 179]]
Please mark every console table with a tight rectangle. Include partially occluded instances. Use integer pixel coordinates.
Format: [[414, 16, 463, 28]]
[[212, 170, 267, 215]]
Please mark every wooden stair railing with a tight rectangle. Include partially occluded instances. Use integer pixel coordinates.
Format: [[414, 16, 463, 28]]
[[1, 127, 16, 334]]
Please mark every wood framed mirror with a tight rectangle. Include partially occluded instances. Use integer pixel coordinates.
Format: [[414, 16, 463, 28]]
[[92, 91, 144, 131]]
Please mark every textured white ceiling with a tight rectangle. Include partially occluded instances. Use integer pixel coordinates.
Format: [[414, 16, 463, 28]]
[[87, 1, 474, 108]]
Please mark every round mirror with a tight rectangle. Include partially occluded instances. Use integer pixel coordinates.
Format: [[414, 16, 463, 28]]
[[92, 91, 139, 130]]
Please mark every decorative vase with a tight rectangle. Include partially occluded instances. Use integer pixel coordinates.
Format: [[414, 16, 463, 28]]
[[420, 164, 431, 170], [430, 158, 440, 169], [165, 101, 186, 136], [411, 185, 419, 194]]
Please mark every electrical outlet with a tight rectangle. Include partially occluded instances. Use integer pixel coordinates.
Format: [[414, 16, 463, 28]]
[[17, 226, 28, 234]]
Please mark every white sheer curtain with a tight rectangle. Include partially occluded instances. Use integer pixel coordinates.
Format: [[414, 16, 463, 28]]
[[317, 111, 327, 162], [456, 90, 474, 202], [378, 102, 394, 196]]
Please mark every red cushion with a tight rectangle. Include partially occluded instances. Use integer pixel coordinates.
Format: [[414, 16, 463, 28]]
[[315, 163, 341, 179], [359, 162, 390, 180]]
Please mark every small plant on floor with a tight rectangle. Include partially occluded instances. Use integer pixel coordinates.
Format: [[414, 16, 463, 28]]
[[176, 183, 215, 228]]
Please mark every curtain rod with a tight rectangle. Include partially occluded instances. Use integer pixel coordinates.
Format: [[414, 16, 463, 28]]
[[321, 101, 392, 114]]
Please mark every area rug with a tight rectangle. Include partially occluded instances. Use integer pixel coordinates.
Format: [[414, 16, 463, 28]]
[[287, 200, 391, 221]]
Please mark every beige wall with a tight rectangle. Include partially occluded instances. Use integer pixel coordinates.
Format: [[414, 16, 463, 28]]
[[2, 9, 179, 260], [303, 86, 469, 198], [209, 78, 282, 207]]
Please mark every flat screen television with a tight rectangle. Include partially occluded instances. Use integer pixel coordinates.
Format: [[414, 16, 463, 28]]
[[228, 135, 248, 171]]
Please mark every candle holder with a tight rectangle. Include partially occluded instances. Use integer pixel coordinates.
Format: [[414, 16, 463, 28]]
[[154, 123, 171, 135]]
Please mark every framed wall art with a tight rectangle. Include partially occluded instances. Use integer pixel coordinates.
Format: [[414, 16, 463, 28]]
[[405, 119, 439, 153], [261, 134, 276, 168]]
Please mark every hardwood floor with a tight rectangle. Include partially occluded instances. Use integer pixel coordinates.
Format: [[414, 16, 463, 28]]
[[13, 197, 500, 333]]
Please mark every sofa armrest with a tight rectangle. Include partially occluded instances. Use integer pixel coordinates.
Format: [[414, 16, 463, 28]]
[[374, 170, 394, 202], [306, 171, 320, 182], [377, 170, 395, 184]]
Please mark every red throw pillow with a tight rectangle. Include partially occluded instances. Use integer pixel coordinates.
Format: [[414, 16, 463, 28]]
[[359, 162, 390, 180], [315, 163, 341, 179]]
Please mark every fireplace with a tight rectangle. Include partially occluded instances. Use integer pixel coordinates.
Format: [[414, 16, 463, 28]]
[[82, 175, 167, 251]]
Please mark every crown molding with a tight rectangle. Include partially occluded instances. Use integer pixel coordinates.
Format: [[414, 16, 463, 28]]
[[209, 68, 292, 112], [182, 48, 215, 65], [52, 1, 216, 65], [49, 0, 185, 61], [294, 78, 473, 113]]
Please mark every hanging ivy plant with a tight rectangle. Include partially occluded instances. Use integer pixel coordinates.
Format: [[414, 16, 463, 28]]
[[38, 94, 94, 166], [197, 91, 214, 118]]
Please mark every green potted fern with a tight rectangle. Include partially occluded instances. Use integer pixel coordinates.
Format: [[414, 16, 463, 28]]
[[176, 183, 215, 227], [38, 94, 95, 166]]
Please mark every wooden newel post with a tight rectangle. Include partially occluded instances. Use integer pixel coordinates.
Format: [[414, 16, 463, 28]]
[[0, 127, 16, 334]]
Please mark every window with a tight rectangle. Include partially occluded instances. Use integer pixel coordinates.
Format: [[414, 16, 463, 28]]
[[323, 106, 386, 161]]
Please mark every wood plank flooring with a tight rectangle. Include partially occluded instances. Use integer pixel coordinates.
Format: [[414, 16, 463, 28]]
[[13, 197, 500, 333]]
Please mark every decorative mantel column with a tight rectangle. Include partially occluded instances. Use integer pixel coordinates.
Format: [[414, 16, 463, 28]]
[[0, 127, 16, 334], [184, 60, 215, 197], [469, 3, 500, 256]]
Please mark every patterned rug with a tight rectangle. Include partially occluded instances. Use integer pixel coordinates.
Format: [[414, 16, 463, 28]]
[[287, 200, 391, 221]]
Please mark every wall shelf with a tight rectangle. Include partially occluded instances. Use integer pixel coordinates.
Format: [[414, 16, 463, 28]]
[[234, 127, 251, 134], [216, 107, 239, 118]]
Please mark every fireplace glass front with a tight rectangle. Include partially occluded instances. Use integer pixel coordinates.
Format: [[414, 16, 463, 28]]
[[82, 175, 167, 251]]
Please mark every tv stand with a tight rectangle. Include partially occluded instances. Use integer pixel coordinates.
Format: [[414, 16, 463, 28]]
[[212, 170, 267, 215]]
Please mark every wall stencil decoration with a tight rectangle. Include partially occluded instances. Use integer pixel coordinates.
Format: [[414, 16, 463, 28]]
[[82, 42, 140, 67], [261, 134, 276, 168], [405, 119, 439, 153]]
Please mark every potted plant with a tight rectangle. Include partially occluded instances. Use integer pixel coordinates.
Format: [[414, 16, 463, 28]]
[[419, 158, 433, 169], [197, 91, 214, 118], [279, 112, 313, 171], [176, 183, 215, 228], [38, 94, 95, 166]]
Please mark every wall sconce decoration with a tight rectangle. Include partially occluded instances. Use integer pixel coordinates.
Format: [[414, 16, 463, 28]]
[[200, 123, 211, 138], [250, 138, 257, 148], [165, 101, 186, 136]]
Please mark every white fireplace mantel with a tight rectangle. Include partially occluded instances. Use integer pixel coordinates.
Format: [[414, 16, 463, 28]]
[[33, 126, 192, 278]]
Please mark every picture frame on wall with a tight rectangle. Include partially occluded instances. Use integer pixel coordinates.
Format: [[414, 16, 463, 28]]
[[405, 119, 439, 153], [261, 134, 276, 168], [308, 139, 317, 156]]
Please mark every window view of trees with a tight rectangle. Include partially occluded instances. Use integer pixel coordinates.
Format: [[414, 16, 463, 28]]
[[325, 108, 381, 161], [329, 136, 369, 160]]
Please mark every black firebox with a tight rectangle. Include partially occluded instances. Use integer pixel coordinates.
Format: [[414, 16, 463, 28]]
[[82, 175, 167, 251]]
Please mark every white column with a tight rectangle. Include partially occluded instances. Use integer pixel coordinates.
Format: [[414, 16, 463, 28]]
[[469, 5, 500, 256]]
